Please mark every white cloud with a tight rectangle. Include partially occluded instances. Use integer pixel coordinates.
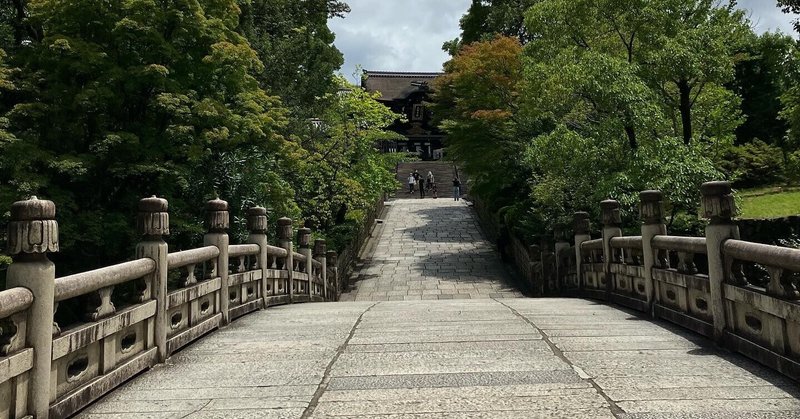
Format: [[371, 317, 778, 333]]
[[329, 1, 799, 82]]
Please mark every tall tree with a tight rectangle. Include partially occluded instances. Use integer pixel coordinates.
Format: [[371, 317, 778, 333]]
[[732, 31, 795, 148], [0, 0, 289, 272], [238, 0, 349, 117]]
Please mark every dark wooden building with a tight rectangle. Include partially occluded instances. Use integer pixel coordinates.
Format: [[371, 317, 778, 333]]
[[362, 70, 445, 160]]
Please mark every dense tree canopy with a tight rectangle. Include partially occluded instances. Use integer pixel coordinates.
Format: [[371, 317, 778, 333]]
[[0, 0, 404, 280], [436, 0, 795, 235]]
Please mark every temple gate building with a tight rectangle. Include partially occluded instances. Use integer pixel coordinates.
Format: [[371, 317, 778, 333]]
[[362, 70, 445, 160]]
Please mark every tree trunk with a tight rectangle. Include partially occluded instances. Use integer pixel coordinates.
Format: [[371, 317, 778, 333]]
[[678, 79, 693, 145], [625, 125, 637, 150]]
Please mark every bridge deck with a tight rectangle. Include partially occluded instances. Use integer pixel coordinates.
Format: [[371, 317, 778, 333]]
[[78, 198, 800, 418], [80, 298, 799, 418]]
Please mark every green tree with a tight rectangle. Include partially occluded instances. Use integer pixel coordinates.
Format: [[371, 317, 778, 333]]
[[0, 0, 289, 272], [238, 0, 349, 117], [732, 32, 795, 148], [433, 37, 529, 203]]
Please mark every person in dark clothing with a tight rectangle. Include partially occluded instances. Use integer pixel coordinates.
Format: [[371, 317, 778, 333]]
[[452, 178, 461, 201], [419, 177, 426, 198]]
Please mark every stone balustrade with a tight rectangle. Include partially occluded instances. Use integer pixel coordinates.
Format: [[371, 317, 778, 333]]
[[0, 196, 337, 419], [510, 181, 800, 381]]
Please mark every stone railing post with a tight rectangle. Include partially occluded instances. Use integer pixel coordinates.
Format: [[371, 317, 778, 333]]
[[298, 227, 313, 298], [204, 198, 230, 325], [314, 239, 327, 300], [601, 200, 622, 293], [553, 226, 570, 292], [247, 206, 268, 308], [278, 218, 294, 302], [640, 190, 667, 312], [326, 250, 339, 300], [573, 212, 591, 290], [702, 181, 739, 341], [135, 196, 169, 362], [6, 197, 58, 418]]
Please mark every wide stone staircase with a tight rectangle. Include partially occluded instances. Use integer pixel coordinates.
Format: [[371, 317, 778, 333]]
[[395, 161, 464, 197]]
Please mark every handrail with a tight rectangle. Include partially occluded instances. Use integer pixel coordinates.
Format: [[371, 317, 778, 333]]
[[311, 259, 322, 268], [652, 236, 707, 255], [581, 239, 603, 250], [167, 246, 220, 269], [294, 252, 307, 262], [229, 244, 260, 258], [55, 258, 156, 302], [0, 287, 34, 319], [723, 239, 800, 272], [266, 245, 288, 257], [610, 236, 642, 250]]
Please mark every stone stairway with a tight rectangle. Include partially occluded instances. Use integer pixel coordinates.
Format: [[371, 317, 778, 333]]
[[395, 161, 462, 197]]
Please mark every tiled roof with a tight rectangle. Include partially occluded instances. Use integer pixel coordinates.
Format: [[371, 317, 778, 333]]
[[362, 70, 442, 101]]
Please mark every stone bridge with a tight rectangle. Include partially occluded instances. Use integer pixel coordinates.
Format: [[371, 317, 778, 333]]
[[1, 182, 800, 418]]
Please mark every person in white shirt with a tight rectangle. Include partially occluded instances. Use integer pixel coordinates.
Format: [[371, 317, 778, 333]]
[[407, 173, 415, 194]]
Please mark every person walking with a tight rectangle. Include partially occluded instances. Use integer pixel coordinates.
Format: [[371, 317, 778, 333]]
[[426, 171, 435, 190], [419, 177, 426, 198], [407, 173, 415, 194], [452, 177, 461, 201]]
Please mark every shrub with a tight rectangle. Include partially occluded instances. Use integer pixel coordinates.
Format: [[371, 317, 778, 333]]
[[717, 140, 785, 187]]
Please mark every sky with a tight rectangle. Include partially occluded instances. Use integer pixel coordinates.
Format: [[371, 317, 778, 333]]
[[329, 0, 799, 83]]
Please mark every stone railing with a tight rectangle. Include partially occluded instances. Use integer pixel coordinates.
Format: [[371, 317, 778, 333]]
[[0, 196, 338, 419], [511, 181, 800, 381]]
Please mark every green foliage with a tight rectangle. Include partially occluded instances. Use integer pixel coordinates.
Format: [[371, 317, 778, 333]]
[[732, 32, 796, 148], [0, 0, 402, 278], [787, 150, 800, 183], [717, 140, 786, 188], [438, 0, 749, 237]]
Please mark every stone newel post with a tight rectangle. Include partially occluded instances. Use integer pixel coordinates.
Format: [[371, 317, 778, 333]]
[[136, 196, 169, 362], [314, 239, 327, 300], [298, 228, 313, 298], [6, 197, 58, 418], [573, 212, 591, 290], [246, 207, 269, 308], [553, 226, 570, 291], [204, 198, 230, 324], [326, 251, 339, 300], [278, 218, 294, 302], [702, 181, 739, 341], [640, 190, 667, 310], [600, 200, 622, 292]]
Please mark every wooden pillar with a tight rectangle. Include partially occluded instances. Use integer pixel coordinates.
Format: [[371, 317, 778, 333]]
[[314, 240, 327, 300], [247, 206, 269, 308], [601, 200, 622, 295], [573, 212, 591, 291], [278, 218, 294, 303], [204, 198, 230, 325], [640, 190, 667, 313]]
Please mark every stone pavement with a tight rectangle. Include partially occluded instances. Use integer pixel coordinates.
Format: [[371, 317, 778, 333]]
[[79, 298, 800, 418], [340, 198, 522, 301]]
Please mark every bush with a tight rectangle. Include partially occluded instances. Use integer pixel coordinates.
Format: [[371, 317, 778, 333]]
[[717, 140, 786, 187], [786, 150, 800, 184]]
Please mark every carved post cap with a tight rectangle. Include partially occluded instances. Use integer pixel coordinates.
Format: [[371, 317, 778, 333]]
[[297, 228, 312, 248], [205, 198, 229, 232], [137, 196, 169, 237], [700, 181, 736, 222], [314, 239, 327, 256], [573, 212, 591, 235], [277, 217, 293, 240], [553, 226, 567, 242], [528, 244, 541, 261], [8, 196, 59, 254], [326, 250, 338, 264], [600, 199, 621, 227], [639, 190, 665, 225], [246, 206, 268, 233]]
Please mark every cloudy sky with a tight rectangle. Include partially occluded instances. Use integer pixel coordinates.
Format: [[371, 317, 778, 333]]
[[329, 0, 798, 82]]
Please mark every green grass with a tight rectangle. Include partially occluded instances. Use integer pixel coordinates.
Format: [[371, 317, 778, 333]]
[[740, 190, 800, 219]]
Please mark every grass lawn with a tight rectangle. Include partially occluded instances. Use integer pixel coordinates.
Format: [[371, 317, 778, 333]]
[[740, 190, 800, 219]]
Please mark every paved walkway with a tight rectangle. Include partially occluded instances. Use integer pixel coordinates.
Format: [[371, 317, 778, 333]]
[[340, 199, 521, 301], [80, 299, 800, 418]]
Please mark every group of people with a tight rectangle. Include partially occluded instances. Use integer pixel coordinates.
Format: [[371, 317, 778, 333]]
[[407, 169, 462, 201]]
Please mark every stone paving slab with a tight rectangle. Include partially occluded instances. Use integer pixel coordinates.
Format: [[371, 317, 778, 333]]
[[340, 199, 520, 301], [79, 299, 800, 419]]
